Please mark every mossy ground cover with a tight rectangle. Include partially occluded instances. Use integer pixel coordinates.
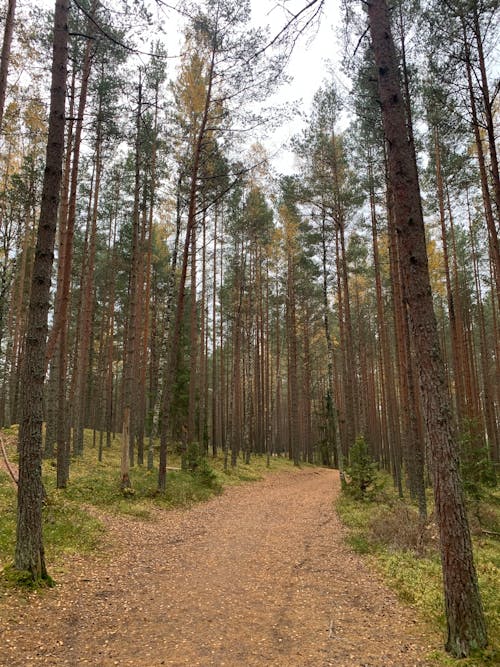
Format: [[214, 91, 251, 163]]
[[336, 477, 500, 666], [0, 426, 303, 577]]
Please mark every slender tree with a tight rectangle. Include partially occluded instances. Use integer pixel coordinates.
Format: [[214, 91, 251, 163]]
[[0, 0, 16, 132]]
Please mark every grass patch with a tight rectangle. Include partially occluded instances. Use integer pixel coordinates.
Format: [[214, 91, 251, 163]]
[[0, 470, 17, 564], [336, 478, 500, 666], [42, 494, 105, 559], [0, 469, 105, 577]]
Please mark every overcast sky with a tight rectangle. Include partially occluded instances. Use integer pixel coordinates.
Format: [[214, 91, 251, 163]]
[[34, 0, 346, 172], [250, 0, 344, 172]]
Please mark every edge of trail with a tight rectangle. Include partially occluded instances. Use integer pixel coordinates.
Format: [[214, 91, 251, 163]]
[[0, 466, 440, 666]]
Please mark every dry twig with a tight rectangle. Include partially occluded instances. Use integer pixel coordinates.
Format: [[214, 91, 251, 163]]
[[0, 433, 18, 486]]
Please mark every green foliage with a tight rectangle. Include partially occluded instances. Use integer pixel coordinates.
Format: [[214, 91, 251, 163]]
[[459, 419, 497, 503], [0, 471, 17, 567], [346, 533, 374, 555], [378, 551, 444, 621], [185, 442, 221, 492], [42, 495, 104, 559], [345, 435, 378, 499], [185, 440, 203, 472], [0, 455, 104, 579]]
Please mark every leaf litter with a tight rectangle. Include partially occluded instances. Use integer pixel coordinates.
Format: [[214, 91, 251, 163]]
[[0, 468, 439, 666]]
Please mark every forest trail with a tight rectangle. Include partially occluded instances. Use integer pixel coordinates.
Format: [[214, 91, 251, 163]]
[[0, 468, 438, 666]]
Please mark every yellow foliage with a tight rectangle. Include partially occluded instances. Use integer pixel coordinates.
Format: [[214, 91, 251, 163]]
[[279, 205, 299, 247], [350, 273, 370, 304], [246, 143, 270, 188], [427, 236, 446, 298], [377, 232, 391, 283], [24, 98, 47, 136], [178, 52, 207, 116]]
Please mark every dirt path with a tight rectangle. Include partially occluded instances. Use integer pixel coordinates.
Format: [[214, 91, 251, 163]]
[[0, 468, 438, 666]]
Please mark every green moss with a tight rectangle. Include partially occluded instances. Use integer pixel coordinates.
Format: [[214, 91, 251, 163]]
[[336, 479, 500, 666], [0, 472, 17, 567], [346, 533, 375, 555], [42, 495, 105, 559], [0, 564, 55, 590]]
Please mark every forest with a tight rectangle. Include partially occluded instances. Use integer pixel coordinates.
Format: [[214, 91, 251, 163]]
[[0, 0, 499, 664]]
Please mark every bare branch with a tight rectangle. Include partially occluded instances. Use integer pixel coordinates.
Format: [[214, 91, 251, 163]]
[[248, 0, 324, 64], [0, 434, 18, 486]]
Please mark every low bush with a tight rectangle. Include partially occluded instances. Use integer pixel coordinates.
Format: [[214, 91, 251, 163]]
[[369, 503, 439, 557]]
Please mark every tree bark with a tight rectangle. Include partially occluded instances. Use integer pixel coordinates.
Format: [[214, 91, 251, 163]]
[[121, 74, 143, 488], [462, 19, 500, 303], [72, 112, 102, 457], [0, 0, 16, 132], [15, 0, 68, 579], [158, 45, 216, 491], [367, 0, 487, 656], [320, 211, 344, 478]]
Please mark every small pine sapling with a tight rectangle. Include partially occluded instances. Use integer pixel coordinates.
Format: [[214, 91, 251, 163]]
[[346, 436, 378, 500]]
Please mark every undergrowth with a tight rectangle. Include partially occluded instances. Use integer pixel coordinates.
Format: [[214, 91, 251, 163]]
[[336, 475, 500, 666]]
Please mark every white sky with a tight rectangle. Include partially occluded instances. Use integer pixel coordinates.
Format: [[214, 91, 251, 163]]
[[251, 0, 344, 173], [152, 0, 346, 172], [33, 0, 345, 173]]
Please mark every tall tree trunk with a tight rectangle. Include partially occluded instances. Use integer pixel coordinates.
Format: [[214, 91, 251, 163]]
[[219, 221, 227, 466], [44, 66, 75, 458], [367, 0, 487, 656], [55, 24, 94, 486], [320, 212, 343, 478], [434, 128, 464, 422], [0, 0, 16, 132], [286, 240, 300, 466], [471, 6, 500, 225], [369, 163, 405, 501], [447, 191, 477, 425], [302, 303, 313, 463], [8, 188, 35, 427], [139, 85, 158, 468], [72, 113, 102, 457], [462, 20, 500, 303], [198, 212, 208, 453], [158, 46, 216, 491], [467, 195, 499, 459], [187, 224, 198, 448], [15, 0, 68, 580], [231, 260, 243, 468], [133, 183, 148, 466], [211, 206, 218, 457], [156, 174, 182, 488], [121, 74, 143, 489]]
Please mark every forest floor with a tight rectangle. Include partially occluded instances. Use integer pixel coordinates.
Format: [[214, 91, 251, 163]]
[[0, 467, 440, 667]]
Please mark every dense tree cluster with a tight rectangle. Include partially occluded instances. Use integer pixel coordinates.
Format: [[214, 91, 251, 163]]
[[0, 0, 498, 657]]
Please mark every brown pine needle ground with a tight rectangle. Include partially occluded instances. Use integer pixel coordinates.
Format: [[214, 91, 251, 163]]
[[0, 468, 439, 666]]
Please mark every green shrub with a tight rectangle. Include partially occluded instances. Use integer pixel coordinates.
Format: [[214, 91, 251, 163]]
[[185, 441, 221, 491], [345, 435, 378, 499], [459, 419, 497, 503]]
